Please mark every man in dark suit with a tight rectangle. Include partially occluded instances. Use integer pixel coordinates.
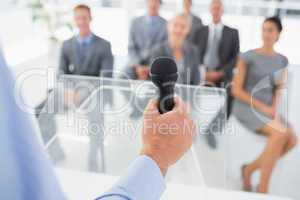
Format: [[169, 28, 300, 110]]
[[126, 0, 167, 80], [195, 0, 239, 88], [183, 0, 203, 44], [59, 5, 113, 78], [38, 4, 113, 172], [123, 0, 167, 118], [194, 0, 240, 148]]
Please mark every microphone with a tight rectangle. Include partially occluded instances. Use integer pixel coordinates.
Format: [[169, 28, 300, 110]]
[[150, 57, 178, 114]]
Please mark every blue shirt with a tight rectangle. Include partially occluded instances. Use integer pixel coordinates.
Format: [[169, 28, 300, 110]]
[[76, 33, 94, 65], [0, 50, 166, 200], [0, 49, 66, 200], [76, 33, 94, 45]]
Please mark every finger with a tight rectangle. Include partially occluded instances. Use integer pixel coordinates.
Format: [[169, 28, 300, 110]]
[[173, 95, 188, 115], [190, 118, 197, 138], [144, 99, 159, 116], [186, 103, 191, 114], [158, 98, 188, 123], [160, 96, 186, 118]]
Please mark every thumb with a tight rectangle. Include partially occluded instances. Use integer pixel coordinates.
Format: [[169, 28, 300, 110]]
[[144, 99, 159, 118]]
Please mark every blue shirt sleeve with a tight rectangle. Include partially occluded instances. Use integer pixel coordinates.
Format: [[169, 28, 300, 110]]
[[0, 51, 66, 200], [96, 155, 166, 200]]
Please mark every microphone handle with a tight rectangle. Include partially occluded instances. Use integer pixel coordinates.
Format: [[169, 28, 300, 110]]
[[158, 86, 175, 114]]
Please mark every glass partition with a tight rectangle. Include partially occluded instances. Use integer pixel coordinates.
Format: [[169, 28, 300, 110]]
[[39, 75, 227, 188]]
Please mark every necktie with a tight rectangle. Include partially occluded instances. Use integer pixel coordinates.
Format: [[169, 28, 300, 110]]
[[148, 18, 157, 46], [204, 27, 220, 69], [79, 41, 88, 66]]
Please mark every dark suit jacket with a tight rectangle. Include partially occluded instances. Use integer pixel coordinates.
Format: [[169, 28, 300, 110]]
[[195, 25, 240, 85], [147, 42, 201, 85], [128, 15, 167, 67], [124, 42, 201, 85], [59, 35, 114, 78], [186, 14, 203, 44]]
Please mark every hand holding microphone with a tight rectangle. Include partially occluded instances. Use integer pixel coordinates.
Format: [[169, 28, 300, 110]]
[[141, 97, 195, 175], [140, 57, 195, 175]]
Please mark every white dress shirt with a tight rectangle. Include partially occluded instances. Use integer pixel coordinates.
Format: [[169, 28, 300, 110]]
[[203, 22, 224, 70], [208, 22, 224, 44]]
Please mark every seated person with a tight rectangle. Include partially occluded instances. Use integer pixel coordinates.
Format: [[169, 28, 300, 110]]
[[194, 0, 239, 148], [38, 4, 114, 173], [125, 14, 200, 119], [183, 0, 203, 44], [59, 4, 113, 78], [232, 17, 297, 193], [125, 0, 167, 80], [142, 14, 201, 85], [195, 0, 239, 89]]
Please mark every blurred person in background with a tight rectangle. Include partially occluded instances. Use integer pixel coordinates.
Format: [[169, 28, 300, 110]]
[[183, 0, 203, 45], [195, 0, 239, 148], [145, 14, 201, 85], [37, 4, 114, 173], [232, 16, 298, 193], [195, 0, 239, 94], [126, 0, 167, 80], [123, 0, 167, 119], [126, 14, 201, 119], [59, 4, 113, 78]]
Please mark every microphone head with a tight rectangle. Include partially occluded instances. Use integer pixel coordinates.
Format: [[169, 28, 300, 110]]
[[150, 57, 178, 113], [150, 57, 178, 88], [150, 57, 178, 76]]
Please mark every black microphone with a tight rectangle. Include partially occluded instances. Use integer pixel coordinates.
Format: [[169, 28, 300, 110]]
[[150, 57, 178, 114]]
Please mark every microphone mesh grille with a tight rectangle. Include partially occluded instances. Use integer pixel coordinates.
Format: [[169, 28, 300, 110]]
[[150, 57, 178, 76]]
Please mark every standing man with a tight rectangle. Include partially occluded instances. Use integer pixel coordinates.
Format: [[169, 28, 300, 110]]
[[38, 4, 114, 172], [194, 0, 239, 148], [183, 0, 203, 44], [126, 0, 167, 80]]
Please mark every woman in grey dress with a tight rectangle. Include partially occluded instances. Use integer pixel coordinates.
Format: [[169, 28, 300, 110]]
[[232, 17, 298, 193]]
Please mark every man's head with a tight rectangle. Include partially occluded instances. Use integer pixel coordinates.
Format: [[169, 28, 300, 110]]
[[183, 0, 192, 14], [209, 0, 223, 24], [146, 0, 162, 16], [74, 4, 92, 36], [167, 14, 191, 46]]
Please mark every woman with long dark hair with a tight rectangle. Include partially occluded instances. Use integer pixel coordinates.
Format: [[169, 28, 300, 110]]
[[232, 17, 298, 193]]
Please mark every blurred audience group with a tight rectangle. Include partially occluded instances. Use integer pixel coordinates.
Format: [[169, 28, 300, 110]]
[[47, 0, 297, 194]]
